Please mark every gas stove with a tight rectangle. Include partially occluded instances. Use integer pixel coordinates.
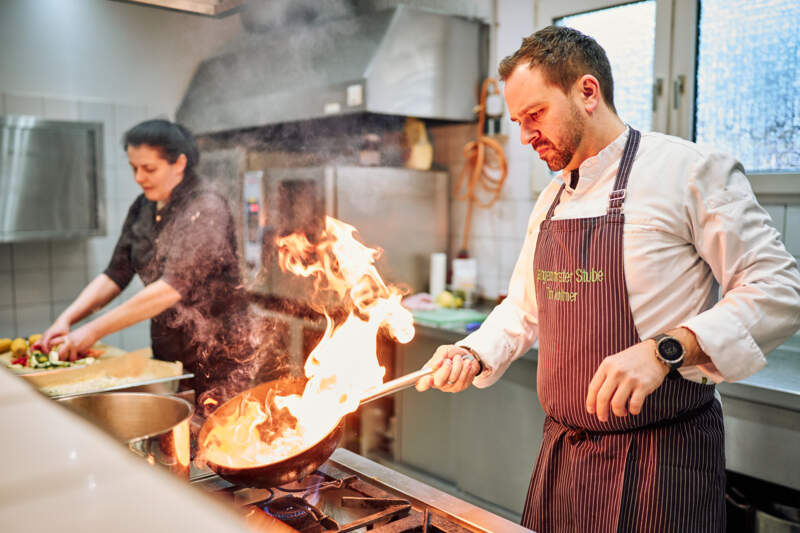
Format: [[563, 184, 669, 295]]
[[191, 448, 532, 533]]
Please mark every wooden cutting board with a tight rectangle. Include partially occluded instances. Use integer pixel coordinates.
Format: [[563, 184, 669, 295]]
[[21, 348, 153, 387], [22, 348, 187, 398]]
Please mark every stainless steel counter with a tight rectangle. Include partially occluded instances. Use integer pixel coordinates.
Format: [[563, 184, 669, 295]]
[[329, 449, 532, 533], [415, 321, 800, 412], [397, 319, 800, 509]]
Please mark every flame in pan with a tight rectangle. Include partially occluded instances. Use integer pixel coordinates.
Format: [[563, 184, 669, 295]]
[[199, 216, 414, 468]]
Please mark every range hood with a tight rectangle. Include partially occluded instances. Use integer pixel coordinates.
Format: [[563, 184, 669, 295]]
[[176, 5, 487, 134]]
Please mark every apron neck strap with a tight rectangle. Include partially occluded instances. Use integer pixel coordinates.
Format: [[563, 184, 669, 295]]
[[545, 183, 567, 220], [607, 127, 640, 215], [543, 127, 641, 221]]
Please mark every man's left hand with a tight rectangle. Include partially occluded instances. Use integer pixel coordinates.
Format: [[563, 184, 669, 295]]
[[585, 340, 669, 421]]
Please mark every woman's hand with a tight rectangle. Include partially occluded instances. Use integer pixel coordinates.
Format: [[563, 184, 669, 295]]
[[415, 345, 480, 393], [51, 325, 99, 362], [39, 317, 71, 352]]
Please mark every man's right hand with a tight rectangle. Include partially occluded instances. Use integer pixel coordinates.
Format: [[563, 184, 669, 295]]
[[415, 345, 480, 393]]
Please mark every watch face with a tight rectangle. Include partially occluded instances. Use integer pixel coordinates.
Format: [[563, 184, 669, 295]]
[[659, 338, 683, 362]]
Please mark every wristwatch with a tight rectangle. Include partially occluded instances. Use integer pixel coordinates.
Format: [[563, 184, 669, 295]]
[[652, 333, 685, 370], [456, 345, 485, 375]]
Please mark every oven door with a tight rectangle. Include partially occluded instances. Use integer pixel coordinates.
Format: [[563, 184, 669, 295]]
[[259, 166, 335, 303]]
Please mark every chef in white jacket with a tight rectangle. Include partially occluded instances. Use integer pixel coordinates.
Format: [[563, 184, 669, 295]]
[[417, 25, 800, 533]]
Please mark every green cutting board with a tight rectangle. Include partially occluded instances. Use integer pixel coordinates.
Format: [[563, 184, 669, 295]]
[[412, 308, 488, 327]]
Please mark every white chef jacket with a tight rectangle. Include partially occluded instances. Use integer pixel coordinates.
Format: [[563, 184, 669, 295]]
[[463, 128, 800, 387]]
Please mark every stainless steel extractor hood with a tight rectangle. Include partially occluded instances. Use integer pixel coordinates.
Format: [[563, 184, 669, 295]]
[[176, 5, 487, 134]]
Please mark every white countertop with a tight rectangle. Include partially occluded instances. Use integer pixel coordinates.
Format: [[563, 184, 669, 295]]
[[0, 368, 253, 533]]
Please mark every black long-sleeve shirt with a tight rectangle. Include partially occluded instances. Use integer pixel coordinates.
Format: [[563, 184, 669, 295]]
[[104, 173, 252, 406]]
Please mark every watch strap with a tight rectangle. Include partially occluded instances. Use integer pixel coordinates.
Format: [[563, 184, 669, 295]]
[[456, 345, 485, 375]]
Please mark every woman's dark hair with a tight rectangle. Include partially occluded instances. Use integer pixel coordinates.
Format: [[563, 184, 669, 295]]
[[122, 119, 199, 174], [498, 25, 617, 114]]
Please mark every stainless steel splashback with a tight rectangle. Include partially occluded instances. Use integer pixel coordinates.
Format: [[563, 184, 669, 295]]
[[256, 165, 448, 301], [0, 116, 106, 242]]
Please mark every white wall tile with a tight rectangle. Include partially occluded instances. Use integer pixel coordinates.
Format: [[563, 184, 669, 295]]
[[0, 273, 14, 308], [52, 268, 88, 303], [43, 98, 79, 121], [87, 236, 116, 277], [14, 271, 51, 306], [50, 240, 88, 270], [114, 104, 148, 172], [0, 307, 15, 338], [470, 237, 503, 299], [120, 319, 150, 351], [146, 105, 171, 121], [104, 164, 118, 202], [14, 304, 52, 336], [498, 237, 526, 289], [0, 244, 12, 272], [117, 171, 143, 204], [11, 242, 50, 272], [99, 331, 123, 349], [4, 94, 44, 116], [514, 200, 535, 237], [78, 101, 116, 168], [785, 206, 800, 257], [50, 301, 70, 323]]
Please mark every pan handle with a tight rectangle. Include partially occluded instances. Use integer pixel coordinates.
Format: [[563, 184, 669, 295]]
[[359, 354, 476, 406]]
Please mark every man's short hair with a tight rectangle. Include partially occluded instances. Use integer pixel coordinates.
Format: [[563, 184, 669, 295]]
[[498, 25, 617, 114]]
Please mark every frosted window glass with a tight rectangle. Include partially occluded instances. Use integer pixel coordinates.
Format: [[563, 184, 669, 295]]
[[556, 1, 656, 132], [696, 0, 800, 173]]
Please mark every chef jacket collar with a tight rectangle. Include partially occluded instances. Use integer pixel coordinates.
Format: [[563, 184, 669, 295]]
[[558, 126, 630, 194]]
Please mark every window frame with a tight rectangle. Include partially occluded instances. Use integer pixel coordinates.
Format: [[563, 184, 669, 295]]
[[535, 0, 800, 198]]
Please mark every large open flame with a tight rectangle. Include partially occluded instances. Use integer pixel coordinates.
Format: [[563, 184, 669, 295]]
[[199, 216, 414, 467]]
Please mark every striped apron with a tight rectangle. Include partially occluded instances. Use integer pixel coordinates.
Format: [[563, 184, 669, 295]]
[[521, 129, 726, 533]]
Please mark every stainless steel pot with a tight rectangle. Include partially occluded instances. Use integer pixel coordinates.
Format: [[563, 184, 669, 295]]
[[57, 392, 193, 478]]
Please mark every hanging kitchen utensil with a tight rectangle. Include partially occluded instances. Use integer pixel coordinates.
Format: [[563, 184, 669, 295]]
[[456, 77, 508, 256]]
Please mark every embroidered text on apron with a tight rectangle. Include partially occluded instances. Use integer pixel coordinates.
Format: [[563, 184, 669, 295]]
[[521, 129, 726, 533]]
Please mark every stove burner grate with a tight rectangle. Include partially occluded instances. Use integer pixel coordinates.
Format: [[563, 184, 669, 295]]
[[260, 495, 339, 532]]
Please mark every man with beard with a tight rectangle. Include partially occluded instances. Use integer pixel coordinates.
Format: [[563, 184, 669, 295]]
[[416, 26, 800, 532]]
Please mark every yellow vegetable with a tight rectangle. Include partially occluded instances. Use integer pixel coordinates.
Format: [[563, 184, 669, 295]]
[[435, 290, 463, 309], [28, 333, 42, 346], [0, 338, 11, 353], [10, 338, 27, 358]]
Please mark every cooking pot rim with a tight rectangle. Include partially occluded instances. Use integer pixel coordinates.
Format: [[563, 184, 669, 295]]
[[57, 391, 194, 443]]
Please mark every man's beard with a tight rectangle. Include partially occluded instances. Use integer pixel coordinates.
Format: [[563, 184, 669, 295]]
[[535, 103, 585, 171]]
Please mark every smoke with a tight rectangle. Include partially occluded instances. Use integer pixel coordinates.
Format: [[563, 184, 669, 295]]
[[151, 178, 295, 417], [168, 1, 424, 417]]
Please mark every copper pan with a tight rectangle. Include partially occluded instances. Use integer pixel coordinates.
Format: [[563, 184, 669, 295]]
[[197, 366, 434, 488]]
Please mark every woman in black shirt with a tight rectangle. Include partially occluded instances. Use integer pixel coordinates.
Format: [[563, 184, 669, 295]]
[[40, 120, 260, 414]]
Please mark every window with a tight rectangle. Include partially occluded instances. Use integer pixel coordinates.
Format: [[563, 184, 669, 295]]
[[556, 1, 656, 132], [539, 0, 799, 194], [695, 0, 800, 173]]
